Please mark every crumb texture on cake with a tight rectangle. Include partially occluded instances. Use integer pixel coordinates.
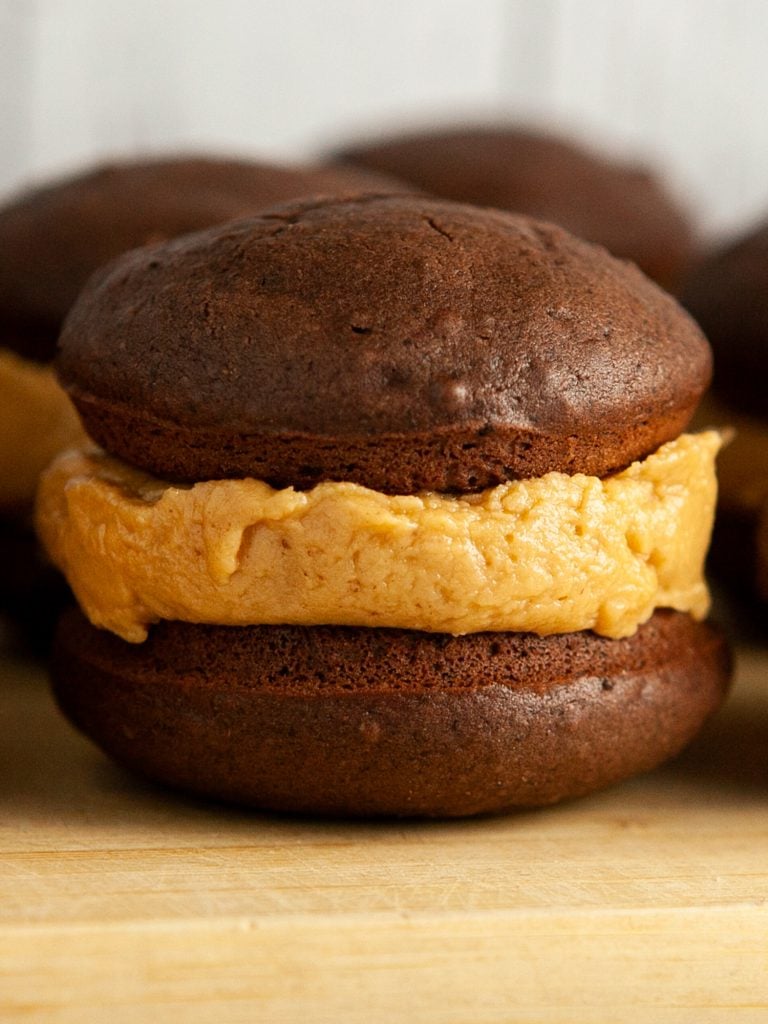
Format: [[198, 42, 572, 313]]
[[51, 607, 731, 816]]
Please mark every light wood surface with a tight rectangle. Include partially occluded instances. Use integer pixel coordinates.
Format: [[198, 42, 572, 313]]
[[1, 643, 767, 1022]]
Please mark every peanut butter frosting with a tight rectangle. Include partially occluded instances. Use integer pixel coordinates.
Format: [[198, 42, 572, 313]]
[[36, 432, 719, 643], [0, 348, 86, 508]]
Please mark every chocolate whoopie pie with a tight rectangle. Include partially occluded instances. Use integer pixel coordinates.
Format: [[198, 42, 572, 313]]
[[683, 221, 768, 600], [38, 195, 730, 817], [683, 222, 768, 412], [0, 156, 405, 646], [683, 221, 768, 416], [339, 126, 694, 291]]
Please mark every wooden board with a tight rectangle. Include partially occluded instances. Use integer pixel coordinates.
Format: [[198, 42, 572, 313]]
[[1, 643, 767, 1022]]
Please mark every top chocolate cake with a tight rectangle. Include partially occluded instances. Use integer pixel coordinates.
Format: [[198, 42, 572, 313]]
[[57, 194, 710, 493]]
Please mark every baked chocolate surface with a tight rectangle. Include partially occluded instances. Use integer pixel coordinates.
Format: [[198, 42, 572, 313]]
[[682, 222, 768, 418], [0, 156, 406, 362], [338, 127, 693, 289], [58, 195, 710, 492], [53, 608, 730, 817]]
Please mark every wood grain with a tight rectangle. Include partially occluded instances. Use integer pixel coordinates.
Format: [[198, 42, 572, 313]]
[[1, 642, 767, 1021]]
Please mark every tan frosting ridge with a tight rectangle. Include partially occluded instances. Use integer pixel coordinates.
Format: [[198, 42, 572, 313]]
[[35, 432, 720, 643]]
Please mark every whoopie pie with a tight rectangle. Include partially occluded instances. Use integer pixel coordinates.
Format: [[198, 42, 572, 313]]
[[37, 194, 729, 816]]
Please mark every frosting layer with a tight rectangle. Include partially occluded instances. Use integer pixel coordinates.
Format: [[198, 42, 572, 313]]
[[36, 432, 719, 643]]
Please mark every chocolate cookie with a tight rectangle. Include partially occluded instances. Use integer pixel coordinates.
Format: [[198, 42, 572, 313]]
[[53, 608, 729, 817], [683, 224, 768, 603], [40, 194, 729, 816], [338, 126, 694, 290], [683, 222, 768, 419], [58, 195, 710, 493]]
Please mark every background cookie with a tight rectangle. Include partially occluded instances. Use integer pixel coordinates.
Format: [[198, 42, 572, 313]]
[[338, 126, 694, 290], [683, 221, 768, 418], [684, 223, 768, 601]]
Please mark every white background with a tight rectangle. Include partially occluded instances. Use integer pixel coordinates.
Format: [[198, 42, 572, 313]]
[[1, 0, 767, 239]]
